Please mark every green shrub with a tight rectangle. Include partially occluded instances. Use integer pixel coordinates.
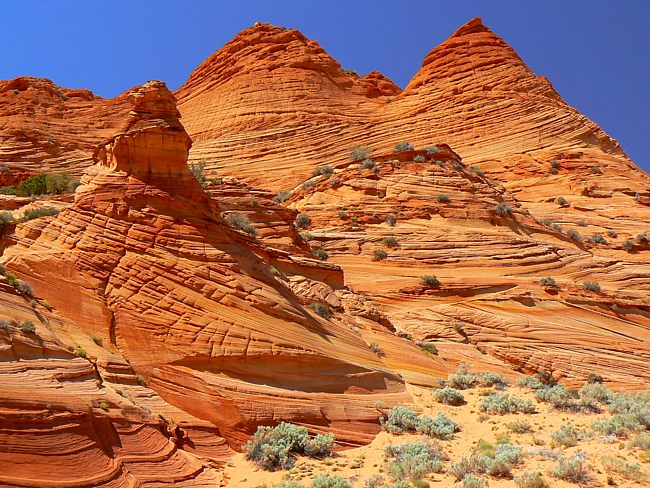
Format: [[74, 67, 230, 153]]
[[0, 211, 14, 226], [425, 146, 439, 154], [535, 385, 577, 410], [23, 207, 60, 220], [539, 277, 556, 287], [592, 166, 602, 174], [623, 239, 634, 251], [471, 166, 485, 177], [590, 233, 607, 244], [507, 420, 532, 433], [549, 167, 558, 174], [384, 439, 445, 481], [576, 220, 588, 227], [447, 363, 479, 390], [92, 335, 103, 347], [462, 474, 486, 488], [416, 412, 459, 440], [225, 212, 257, 235], [556, 196, 568, 206], [74, 346, 87, 359], [413, 155, 426, 163], [364, 475, 385, 488], [553, 452, 588, 482], [46, 173, 76, 194], [495, 202, 512, 216], [383, 236, 398, 248], [360, 159, 378, 172], [567, 229, 581, 240], [479, 372, 508, 388], [21, 320, 36, 333], [17, 173, 47, 196], [420, 275, 439, 288], [630, 432, 650, 450], [0, 319, 10, 333], [245, 422, 335, 471], [514, 471, 549, 488], [372, 249, 388, 261], [349, 146, 372, 161], [452, 442, 524, 480], [436, 193, 450, 203], [607, 229, 617, 238], [586, 373, 604, 384], [394, 142, 414, 152], [583, 281, 601, 292], [295, 213, 312, 229], [551, 423, 580, 448], [601, 455, 646, 482], [452, 162, 463, 171], [386, 215, 396, 226], [578, 382, 614, 411], [480, 393, 535, 415], [312, 249, 329, 261], [433, 387, 465, 406], [416, 342, 438, 355], [312, 475, 350, 488], [487, 443, 524, 476], [4, 272, 19, 287], [310, 303, 331, 320], [274, 191, 290, 203], [636, 232, 649, 244], [517, 375, 545, 390], [16, 280, 33, 296], [369, 343, 382, 355], [382, 406, 420, 434], [550, 159, 560, 168], [312, 165, 334, 177]]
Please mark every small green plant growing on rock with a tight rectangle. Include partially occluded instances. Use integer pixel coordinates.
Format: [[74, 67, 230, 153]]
[[623, 239, 634, 251], [420, 275, 440, 288], [312, 249, 329, 261], [592, 166, 602, 174], [190, 161, 207, 187], [471, 166, 485, 177], [567, 229, 581, 240], [425, 146, 439, 154], [372, 249, 388, 261], [225, 213, 257, 235], [21, 320, 36, 334], [556, 196, 568, 206], [312, 165, 333, 177], [437, 193, 450, 203], [495, 202, 513, 216], [394, 142, 414, 152], [349, 146, 372, 161], [361, 159, 378, 172], [413, 154, 426, 163], [383, 236, 398, 247], [385, 215, 396, 226], [24, 207, 60, 220], [583, 281, 601, 292], [274, 191, 290, 203], [539, 277, 557, 287], [74, 346, 87, 359], [294, 213, 312, 229], [310, 302, 331, 319]]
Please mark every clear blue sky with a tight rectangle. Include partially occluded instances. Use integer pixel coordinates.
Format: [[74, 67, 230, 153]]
[[2, 0, 648, 170]]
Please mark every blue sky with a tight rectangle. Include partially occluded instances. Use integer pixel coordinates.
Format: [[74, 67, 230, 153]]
[[1, 0, 648, 169]]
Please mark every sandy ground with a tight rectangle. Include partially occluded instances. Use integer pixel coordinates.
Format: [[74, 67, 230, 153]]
[[223, 382, 650, 487]]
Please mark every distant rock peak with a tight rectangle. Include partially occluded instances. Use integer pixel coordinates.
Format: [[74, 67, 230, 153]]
[[450, 16, 491, 38]]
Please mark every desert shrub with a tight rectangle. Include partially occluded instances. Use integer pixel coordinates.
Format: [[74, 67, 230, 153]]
[[636, 232, 649, 244], [0, 319, 10, 333], [4, 272, 19, 287], [433, 387, 465, 406], [452, 442, 524, 480], [517, 375, 545, 390], [551, 223, 563, 234], [349, 146, 372, 161], [245, 422, 335, 470], [630, 432, 650, 450], [607, 229, 618, 238], [21, 320, 36, 333], [551, 424, 580, 448], [294, 213, 312, 229], [0, 211, 14, 227], [471, 166, 485, 177], [535, 385, 577, 410], [384, 439, 445, 481], [382, 406, 420, 434], [592, 166, 602, 174], [386, 215, 396, 226], [487, 443, 524, 476], [495, 202, 512, 216], [16, 280, 33, 296], [556, 196, 568, 206], [135, 374, 146, 386], [583, 281, 601, 292], [394, 142, 414, 152], [538, 277, 556, 287], [300, 232, 314, 241], [480, 392, 535, 415], [601, 455, 646, 481], [17, 173, 48, 196], [462, 474, 486, 488], [312, 475, 350, 488], [372, 249, 388, 261], [74, 346, 87, 359], [274, 191, 290, 203], [514, 471, 549, 488], [312, 165, 334, 177], [189, 161, 207, 187], [364, 475, 385, 488], [567, 229, 581, 240], [24, 207, 60, 220], [383, 236, 398, 248], [413, 155, 426, 163], [479, 372, 508, 388], [593, 392, 650, 436], [420, 275, 439, 288], [623, 239, 634, 251], [550, 159, 560, 168], [507, 420, 532, 434], [578, 382, 614, 411], [576, 220, 588, 227], [312, 249, 329, 261], [452, 162, 463, 171], [591, 233, 607, 244], [225, 213, 256, 235], [310, 302, 331, 320], [587, 373, 604, 384], [360, 158, 378, 172], [425, 146, 439, 154], [416, 342, 438, 355], [436, 193, 450, 203], [549, 167, 558, 175], [369, 343, 382, 355], [92, 335, 103, 347], [447, 363, 479, 390], [553, 452, 589, 482], [416, 412, 459, 440]]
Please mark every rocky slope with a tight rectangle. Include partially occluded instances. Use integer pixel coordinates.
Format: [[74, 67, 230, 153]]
[[0, 16, 648, 487]]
